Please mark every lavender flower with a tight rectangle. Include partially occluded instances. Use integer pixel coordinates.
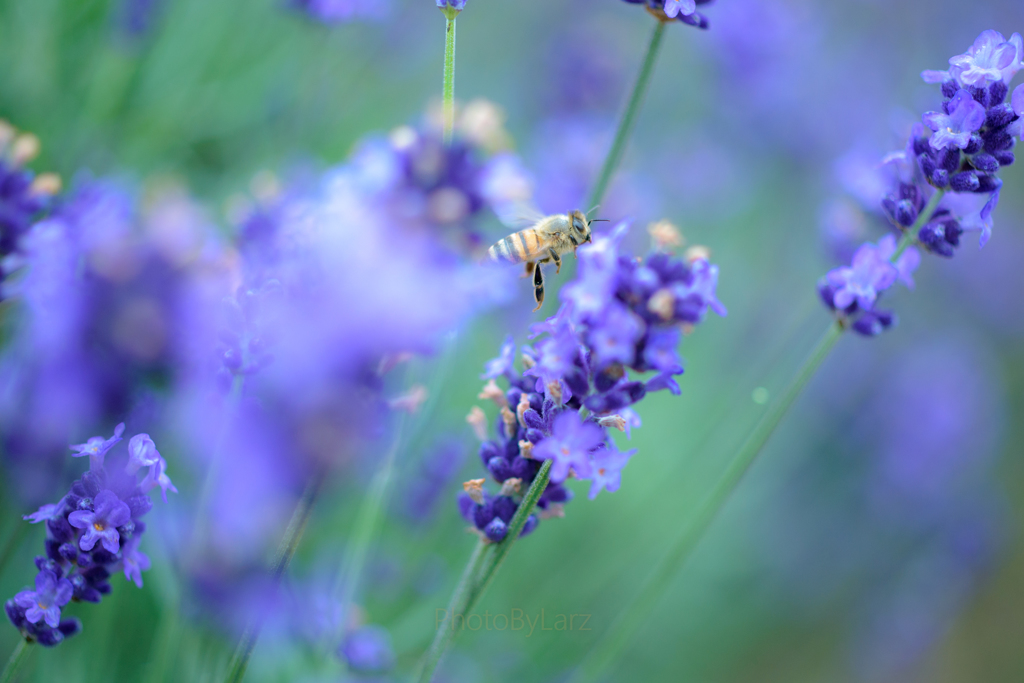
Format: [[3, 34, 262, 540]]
[[70, 423, 125, 472], [922, 90, 986, 150], [5, 426, 172, 646], [457, 222, 723, 540], [819, 29, 1021, 335], [621, 0, 714, 29], [12, 571, 72, 628], [436, 0, 466, 9]]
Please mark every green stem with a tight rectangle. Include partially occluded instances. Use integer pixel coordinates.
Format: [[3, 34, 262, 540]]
[[568, 322, 844, 683], [0, 640, 28, 683], [413, 539, 490, 683], [334, 416, 406, 629], [586, 19, 667, 212], [415, 460, 553, 683], [441, 9, 458, 145], [223, 474, 323, 683], [892, 189, 945, 261]]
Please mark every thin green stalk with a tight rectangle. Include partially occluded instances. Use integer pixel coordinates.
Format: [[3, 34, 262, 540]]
[[0, 640, 28, 683], [224, 474, 324, 683], [441, 8, 459, 145], [412, 539, 490, 683], [568, 322, 843, 683], [465, 460, 552, 610], [415, 460, 553, 683], [892, 189, 945, 261], [334, 414, 407, 627], [586, 19, 667, 212]]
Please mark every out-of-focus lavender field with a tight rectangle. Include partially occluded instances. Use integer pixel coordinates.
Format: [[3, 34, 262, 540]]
[[1, 1, 1022, 682]]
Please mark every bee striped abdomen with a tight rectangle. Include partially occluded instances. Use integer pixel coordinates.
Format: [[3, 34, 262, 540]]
[[488, 229, 540, 264]]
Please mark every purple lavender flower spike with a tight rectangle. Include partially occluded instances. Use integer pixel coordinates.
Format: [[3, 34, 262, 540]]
[[23, 502, 63, 524], [587, 443, 638, 500], [70, 423, 125, 472], [120, 535, 151, 588], [923, 90, 986, 151], [532, 411, 604, 483], [13, 571, 73, 628], [825, 240, 899, 311], [126, 433, 160, 475], [68, 490, 131, 554], [948, 30, 1019, 86], [663, 0, 696, 18]]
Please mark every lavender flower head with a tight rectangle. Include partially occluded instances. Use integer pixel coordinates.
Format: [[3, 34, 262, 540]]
[[620, 0, 715, 29], [819, 29, 1021, 336], [6, 425, 173, 646], [458, 222, 723, 540]]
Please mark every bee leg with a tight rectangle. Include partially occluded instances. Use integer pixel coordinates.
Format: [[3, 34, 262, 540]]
[[523, 261, 535, 279], [549, 248, 562, 274], [532, 262, 545, 312]]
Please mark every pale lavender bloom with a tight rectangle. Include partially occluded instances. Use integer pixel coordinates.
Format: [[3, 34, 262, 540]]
[[23, 502, 63, 524], [292, 0, 390, 24], [140, 456, 178, 503], [532, 411, 604, 483], [875, 235, 920, 289], [70, 423, 126, 472], [13, 571, 73, 628], [825, 241, 900, 310], [588, 303, 642, 368], [68, 489, 131, 553], [663, 0, 696, 18], [948, 30, 1021, 86], [587, 442, 637, 500], [1014, 84, 1024, 115], [121, 535, 151, 588], [126, 433, 160, 475], [922, 90, 986, 151], [481, 336, 516, 379]]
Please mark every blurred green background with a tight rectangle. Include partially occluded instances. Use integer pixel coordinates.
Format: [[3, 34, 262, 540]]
[[1, 0, 1023, 681]]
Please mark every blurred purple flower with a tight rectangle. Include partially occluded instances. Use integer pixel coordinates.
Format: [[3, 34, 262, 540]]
[[291, 0, 391, 24], [587, 442, 637, 500], [121, 534, 151, 588], [824, 240, 900, 311], [341, 624, 396, 673]]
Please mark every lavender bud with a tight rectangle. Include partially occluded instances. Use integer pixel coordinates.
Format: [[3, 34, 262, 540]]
[[949, 171, 980, 192], [971, 153, 999, 173], [985, 103, 1015, 129]]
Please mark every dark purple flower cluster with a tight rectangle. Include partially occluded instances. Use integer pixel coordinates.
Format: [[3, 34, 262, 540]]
[[621, 0, 715, 29], [458, 224, 725, 542], [819, 30, 1023, 336], [0, 122, 61, 288], [5, 425, 174, 646]]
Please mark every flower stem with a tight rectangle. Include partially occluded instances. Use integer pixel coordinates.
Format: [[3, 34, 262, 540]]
[[441, 9, 458, 145], [223, 474, 323, 683], [415, 459, 553, 683], [0, 640, 28, 683], [892, 189, 945, 261], [568, 322, 844, 683], [413, 538, 490, 683], [586, 19, 667, 213]]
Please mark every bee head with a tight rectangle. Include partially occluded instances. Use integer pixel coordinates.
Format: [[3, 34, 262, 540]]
[[570, 210, 592, 244]]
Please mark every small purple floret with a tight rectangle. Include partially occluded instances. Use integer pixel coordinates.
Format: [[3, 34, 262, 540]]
[[923, 90, 986, 150], [13, 570, 73, 628], [68, 490, 131, 554]]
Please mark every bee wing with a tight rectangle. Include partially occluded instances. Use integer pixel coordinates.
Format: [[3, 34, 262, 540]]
[[494, 200, 547, 229]]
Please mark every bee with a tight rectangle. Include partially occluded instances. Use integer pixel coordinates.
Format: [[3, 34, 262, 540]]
[[487, 210, 594, 311]]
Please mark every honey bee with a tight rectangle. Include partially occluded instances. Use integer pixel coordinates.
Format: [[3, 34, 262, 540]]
[[487, 210, 594, 311]]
